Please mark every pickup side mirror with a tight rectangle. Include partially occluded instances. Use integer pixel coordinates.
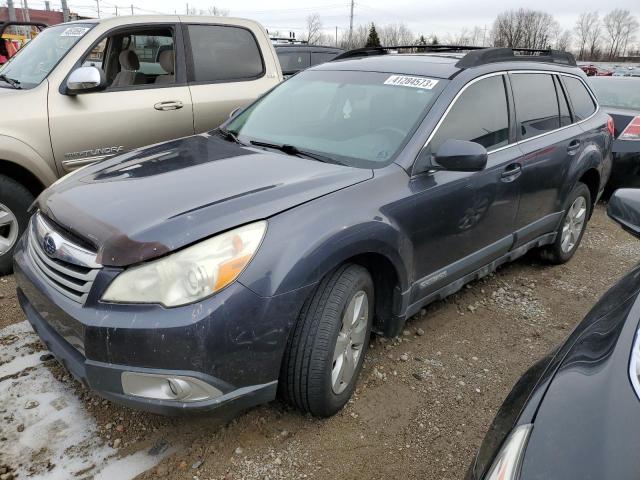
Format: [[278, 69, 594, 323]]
[[434, 139, 488, 172], [607, 189, 640, 238], [66, 66, 106, 95]]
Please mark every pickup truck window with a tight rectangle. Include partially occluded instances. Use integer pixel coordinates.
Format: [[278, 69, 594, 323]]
[[0, 23, 93, 89], [83, 27, 175, 88], [187, 25, 263, 82], [227, 69, 446, 168]]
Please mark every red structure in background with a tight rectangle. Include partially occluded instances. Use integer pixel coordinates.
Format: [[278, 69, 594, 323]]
[[0, 7, 66, 25]]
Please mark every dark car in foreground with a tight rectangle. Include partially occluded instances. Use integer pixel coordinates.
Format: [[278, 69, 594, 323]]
[[468, 188, 640, 480], [14, 46, 612, 416], [589, 77, 640, 194]]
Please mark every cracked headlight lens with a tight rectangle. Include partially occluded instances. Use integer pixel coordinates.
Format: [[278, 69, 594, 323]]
[[102, 221, 266, 307]]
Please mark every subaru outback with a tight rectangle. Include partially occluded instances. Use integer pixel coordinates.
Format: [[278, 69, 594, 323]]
[[14, 46, 612, 416]]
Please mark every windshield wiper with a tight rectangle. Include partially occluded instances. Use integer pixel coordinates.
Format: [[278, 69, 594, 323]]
[[216, 127, 243, 145], [249, 140, 336, 164], [0, 74, 21, 89]]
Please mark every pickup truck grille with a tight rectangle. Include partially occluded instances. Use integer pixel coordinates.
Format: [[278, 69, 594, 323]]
[[27, 213, 101, 304]]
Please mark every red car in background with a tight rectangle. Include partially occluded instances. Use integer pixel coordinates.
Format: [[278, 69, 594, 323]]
[[580, 64, 613, 76]]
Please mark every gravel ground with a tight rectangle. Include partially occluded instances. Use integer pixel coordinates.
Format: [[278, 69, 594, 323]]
[[1, 204, 639, 480]]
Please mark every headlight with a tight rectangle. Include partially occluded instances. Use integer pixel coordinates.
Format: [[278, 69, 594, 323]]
[[485, 424, 532, 480], [102, 221, 266, 307]]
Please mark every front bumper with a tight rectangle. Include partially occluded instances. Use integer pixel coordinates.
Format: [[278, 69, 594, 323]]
[[14, 234, 311, 415]]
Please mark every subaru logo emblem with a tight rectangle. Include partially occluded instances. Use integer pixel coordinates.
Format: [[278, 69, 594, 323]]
[[43, 234, 56, 257]]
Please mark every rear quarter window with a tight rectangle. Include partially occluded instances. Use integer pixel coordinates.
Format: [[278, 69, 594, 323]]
[[563, 76, 597, 121]]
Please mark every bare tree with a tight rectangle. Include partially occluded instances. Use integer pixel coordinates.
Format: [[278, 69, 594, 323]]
[[492, 9, 558, 49], [586, 13, 602, 60], [575, 12, 599, 59], [187, 5, 229, 16], [304, 13, 323, 45], [378, 23, 415, 46], [603, 9, 638, 59]]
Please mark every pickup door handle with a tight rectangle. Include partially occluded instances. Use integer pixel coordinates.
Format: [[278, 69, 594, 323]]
[[567, 139, 581, 153], [501, 163, 522, 180], [154, 101, 184, 111]]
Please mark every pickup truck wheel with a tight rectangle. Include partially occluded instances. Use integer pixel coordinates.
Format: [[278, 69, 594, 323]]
[[279, 263, 374, 417], [539, 182, 591, 264], [0, 175, 34, 275]]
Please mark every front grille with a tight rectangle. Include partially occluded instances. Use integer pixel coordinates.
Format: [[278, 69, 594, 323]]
[[27, 213, 101, 304]]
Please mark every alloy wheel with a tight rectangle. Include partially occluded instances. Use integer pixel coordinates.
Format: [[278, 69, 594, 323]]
[[0, 202, 18, 256], [331, 290, 369, 394], [560, 196, 587, 253]]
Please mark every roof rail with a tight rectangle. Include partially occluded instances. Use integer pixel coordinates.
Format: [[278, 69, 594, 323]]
[[270, 37, 308, 45], [332, 45, 577, 68], [455, 47, 577, 67], [332, 44, 485, 61]]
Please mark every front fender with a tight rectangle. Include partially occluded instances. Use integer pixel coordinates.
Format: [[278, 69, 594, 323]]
[[238, 187, 412, 301], [0, 134, 58, 187]]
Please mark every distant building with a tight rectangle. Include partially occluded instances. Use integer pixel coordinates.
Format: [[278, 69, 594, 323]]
[[0, 7, 90, 25]]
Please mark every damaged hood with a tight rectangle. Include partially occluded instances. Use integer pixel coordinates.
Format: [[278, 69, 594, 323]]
[[38, 134, 372, 267]]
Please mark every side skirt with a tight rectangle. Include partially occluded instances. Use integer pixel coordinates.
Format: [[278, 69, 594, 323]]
[[381, 232, 556, 337]]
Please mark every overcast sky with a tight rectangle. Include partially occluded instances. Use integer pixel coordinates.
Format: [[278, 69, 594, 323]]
[[22, 0, 640, 41]]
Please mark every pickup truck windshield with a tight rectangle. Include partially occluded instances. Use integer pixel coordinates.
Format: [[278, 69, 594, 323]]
[[227, 69, 447, 168], [0, 24, 93, 89]]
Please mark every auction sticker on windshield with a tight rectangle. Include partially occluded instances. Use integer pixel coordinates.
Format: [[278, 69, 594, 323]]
[[384, 75, 439, 89], [61, 27, 90, 37]]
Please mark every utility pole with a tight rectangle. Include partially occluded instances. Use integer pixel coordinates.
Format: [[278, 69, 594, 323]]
[[482, 25, 487, 47], [130, 4, 134, 14], [7, 0, 17, 21], [61, 0, 70, 22], [95, 0, 100, 18], [335, 26, 338, 47], [185, 3, 189, 14], [114, 5, 118, 15], [22, 0, 30, 22], [348, 0, 354, 48]]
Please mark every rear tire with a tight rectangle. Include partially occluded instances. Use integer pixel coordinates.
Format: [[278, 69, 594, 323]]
[[279, 263, 374, 417], [539, 182, 591, 264], [0, 175, 34, 276]]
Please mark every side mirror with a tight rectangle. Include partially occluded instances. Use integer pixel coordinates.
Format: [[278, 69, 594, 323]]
[[434, 139, 488, 172], [66, 66, 106, 95], [607, 189, 640, 238]]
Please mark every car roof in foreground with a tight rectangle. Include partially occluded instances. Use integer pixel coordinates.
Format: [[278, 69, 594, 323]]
[[312, 54, 462, 79], [312, 52, 583, 80]]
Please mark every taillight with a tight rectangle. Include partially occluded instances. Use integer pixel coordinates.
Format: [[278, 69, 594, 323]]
[[607, 115, 615, 137], [620, 116, 640, 141]]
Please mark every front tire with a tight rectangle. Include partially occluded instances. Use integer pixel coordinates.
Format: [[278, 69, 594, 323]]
[[279, 263, 374, 417], [539, 182, 591, 264], [0, 175, 34, 275]]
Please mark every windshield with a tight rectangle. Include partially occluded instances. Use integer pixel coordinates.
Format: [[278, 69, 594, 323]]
[[588, 77, 640, 111], [0, 24, 93, 89], [226, 69, 446, 168]]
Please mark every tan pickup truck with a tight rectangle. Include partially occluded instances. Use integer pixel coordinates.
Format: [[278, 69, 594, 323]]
[[0, 15, 282, 273]]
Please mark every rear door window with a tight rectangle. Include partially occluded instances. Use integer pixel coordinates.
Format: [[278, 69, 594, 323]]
[[429, 75, 510, 153], [188, 25, 264, 82], [511, 73, 560, 140], [563, 76, 597, 121]]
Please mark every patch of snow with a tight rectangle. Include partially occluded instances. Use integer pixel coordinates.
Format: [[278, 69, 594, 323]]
[[0, 321, 173, 479]]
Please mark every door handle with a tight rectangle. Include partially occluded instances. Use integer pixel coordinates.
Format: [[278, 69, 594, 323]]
[[154, 101, 184, 111], [501, 163, 522, 180], [567, 139, 581, 153]]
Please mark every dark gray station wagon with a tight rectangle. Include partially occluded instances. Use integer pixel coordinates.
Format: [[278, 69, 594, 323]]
[[14, 46, 612, 417]]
